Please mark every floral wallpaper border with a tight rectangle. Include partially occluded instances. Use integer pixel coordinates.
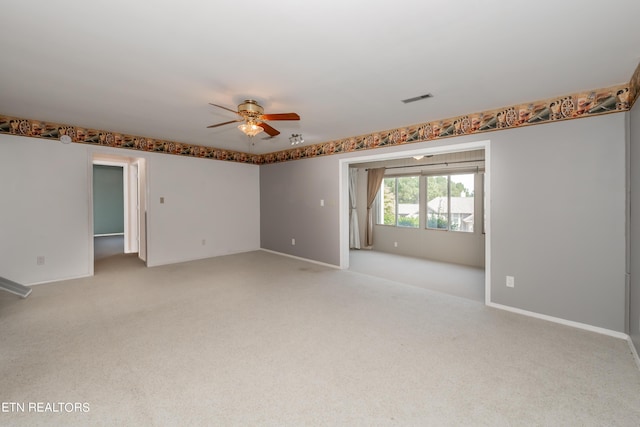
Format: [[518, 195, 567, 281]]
[[630, 60, 640, 110], [1, 61, 638, 165], [263, 82, 632, 164], [0, 116, 262, 164]]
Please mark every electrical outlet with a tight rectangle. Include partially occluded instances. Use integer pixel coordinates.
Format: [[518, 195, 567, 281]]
[[320, 199, 324, 207], [37, 256, 45, 266], [201, 239, 206, 246], [506, 276, 515, 288], [160, 197, 165, 204], [291, 238, 296, 246], [394, 242, 398, 247]]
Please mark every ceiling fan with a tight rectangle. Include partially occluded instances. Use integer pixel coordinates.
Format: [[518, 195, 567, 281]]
[[207, 99, 300, 137]]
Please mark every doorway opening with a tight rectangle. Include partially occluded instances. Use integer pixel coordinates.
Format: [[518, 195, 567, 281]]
[[93, 163, 125, 259], [339, 140, 491, 304], [91, 154, 147, 271]]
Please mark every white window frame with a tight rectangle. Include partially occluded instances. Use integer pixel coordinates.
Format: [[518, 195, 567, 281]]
[[376, 175, 420, 228]]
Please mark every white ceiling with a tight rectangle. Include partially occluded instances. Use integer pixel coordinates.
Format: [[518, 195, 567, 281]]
[[1, 1, 639, 155]]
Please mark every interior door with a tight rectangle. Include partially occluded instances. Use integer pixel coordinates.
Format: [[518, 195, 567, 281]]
[[137, 159, 147, 263]]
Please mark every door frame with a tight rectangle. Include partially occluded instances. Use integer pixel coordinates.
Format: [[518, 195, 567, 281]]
[[338, 139, 491, 304], [90, 153, 147, 273]]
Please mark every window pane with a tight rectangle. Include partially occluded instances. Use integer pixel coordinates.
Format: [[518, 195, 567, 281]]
[[427, 175, 448, 229], [450, 174, 474, 232], [396, 176, 419, 228], [382, 178, 396, 225]]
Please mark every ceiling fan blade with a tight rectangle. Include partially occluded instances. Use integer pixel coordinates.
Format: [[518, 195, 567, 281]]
[[259, 122, 280, 137], [209, 102, 240, 115], [260, 113, 300, 121], [206, 119, 242, 128]]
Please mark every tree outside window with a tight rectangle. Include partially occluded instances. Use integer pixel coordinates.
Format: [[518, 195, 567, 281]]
[[381, 176, 419, 228]]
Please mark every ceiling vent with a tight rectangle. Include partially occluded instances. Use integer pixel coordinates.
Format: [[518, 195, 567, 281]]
[[401, 93, 433, 104]]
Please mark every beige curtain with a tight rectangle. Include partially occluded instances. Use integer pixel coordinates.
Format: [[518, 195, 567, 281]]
[[365, 168, 385, 247]]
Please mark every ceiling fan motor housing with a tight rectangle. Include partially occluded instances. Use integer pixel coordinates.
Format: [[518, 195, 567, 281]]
[[207, 99, 299, 137], [238, 100, 264, 120]]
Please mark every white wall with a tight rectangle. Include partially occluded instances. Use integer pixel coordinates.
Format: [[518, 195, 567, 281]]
[[146, 152, 260, 266], [0, 134, 91, 284], [0, 134, 260, 284]]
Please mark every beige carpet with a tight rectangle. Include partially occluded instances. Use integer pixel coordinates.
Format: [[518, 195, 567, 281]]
[[1, 251, 639, 426], [349, 249, 485, 302]]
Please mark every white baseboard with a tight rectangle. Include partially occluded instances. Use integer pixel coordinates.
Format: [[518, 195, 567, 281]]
[[146, 248, 261, 268], [28, 271, 92, 286], [260, 248, 340, 269], [487, 302, 629, 340]]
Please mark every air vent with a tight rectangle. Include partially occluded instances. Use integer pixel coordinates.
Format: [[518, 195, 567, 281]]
[[401, 93, 433, 104]]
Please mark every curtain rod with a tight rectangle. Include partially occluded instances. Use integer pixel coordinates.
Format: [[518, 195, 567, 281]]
[[364, 159, 484, 171]]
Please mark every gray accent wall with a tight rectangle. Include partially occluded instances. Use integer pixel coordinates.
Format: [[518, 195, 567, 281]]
[[260, 155, 340, 266], [630, 102, 640, 353], [490, 115, 626, 332], [371, 223, 485, 268], [260, 113, 628, 332], [93, 164, 124, 235]]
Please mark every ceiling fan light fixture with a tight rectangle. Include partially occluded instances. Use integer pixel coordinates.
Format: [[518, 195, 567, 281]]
[[238, 122, 264, 137], [208, 99, 300, 138]]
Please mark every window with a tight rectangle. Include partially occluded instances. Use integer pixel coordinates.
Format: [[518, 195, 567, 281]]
[[379, 176, 419, 228], [426, 174, 474, 232]]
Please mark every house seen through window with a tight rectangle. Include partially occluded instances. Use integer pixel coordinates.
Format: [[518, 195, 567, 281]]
[[427, 174, 474, 232], [376, 172, 477, 232]]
